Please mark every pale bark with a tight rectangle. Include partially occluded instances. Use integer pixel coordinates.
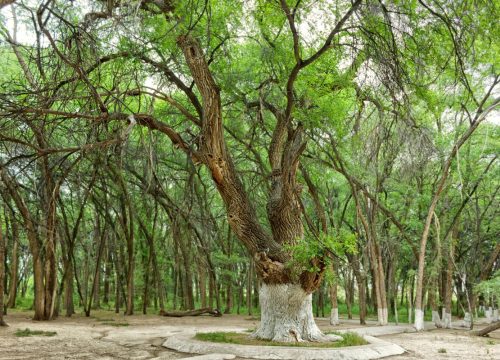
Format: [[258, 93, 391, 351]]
[[415, 309, 424, 331], [253, 284, 341, 342]]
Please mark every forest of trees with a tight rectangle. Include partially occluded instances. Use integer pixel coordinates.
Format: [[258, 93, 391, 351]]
[[0, 0, 498, 343]]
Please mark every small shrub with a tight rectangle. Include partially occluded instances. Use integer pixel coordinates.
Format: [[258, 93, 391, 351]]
[[15, 328, 57, 337], [438, 348, 447, 353]]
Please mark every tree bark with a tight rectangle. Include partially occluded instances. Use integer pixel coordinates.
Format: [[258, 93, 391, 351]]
[[329, 263, 340, 325], [470, 321, 500, 336], [7, 211, 18, 308], [173, 1, 361, 336], [0, 209, 7, 326], [252, 284, 339, 342]]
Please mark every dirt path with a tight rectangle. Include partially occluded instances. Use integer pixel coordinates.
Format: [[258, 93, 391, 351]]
[[0, 310, 498, 359]]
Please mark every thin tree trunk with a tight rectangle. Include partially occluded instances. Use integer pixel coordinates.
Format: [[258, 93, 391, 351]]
[[329, 263, 340, 325], [414, 98, 499, 331], [349, 253, 366, 325], [65, 263, 74, 317], [247, 260, 253, 315], [443, 224, 457, 329], [0, 210, 7, 326], [7, 212, 18, 308]]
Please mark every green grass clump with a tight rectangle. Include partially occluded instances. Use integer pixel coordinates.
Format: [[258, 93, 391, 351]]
[[327, 331, 368, 347], [15, 328, 57, 337], [438, 348, 447, 353], [195, 331, 367, 348]]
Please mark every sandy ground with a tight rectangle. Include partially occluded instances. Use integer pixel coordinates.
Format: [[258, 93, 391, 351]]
[[0, 310, 498, 359]]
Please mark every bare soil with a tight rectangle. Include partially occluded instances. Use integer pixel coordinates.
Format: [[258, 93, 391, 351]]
[[0, 310, 498, 359]]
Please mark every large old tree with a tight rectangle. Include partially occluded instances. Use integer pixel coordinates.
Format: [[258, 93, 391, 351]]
[[0, 0, 498, 340]]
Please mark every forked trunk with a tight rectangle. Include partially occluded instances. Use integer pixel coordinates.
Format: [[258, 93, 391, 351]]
[[252, 284, 338, 342]]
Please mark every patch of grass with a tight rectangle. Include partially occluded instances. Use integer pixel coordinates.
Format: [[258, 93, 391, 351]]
[[96, 318, 115, 322], [486, 339, 496, 345], [101, 322, 129, 327], [195, 331, 367, 348], [15, 328, 57, 337], [438, 348, 447, 353], [326, 331, 368, 347]]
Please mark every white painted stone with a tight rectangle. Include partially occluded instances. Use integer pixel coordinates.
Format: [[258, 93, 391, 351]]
[[414, 309, 425, 331], [330, 308, 339, 326], [252, 283, 339, 342]]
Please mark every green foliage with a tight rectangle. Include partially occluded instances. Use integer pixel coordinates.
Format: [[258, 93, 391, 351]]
[[286, 231, 357, 275], [474, 271, 500, 303]]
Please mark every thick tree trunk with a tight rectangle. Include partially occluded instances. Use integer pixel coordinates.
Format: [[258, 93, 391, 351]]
[[252, 284, 340, 342], [175, 29, 371, 341]]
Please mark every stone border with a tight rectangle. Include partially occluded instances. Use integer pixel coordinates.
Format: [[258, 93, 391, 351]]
[[163, 332, 405, 360]]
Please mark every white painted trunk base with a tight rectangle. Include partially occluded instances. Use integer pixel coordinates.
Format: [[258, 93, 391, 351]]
[[462, 312, 471, 328], [493, 309, 499, 322], [252, 283, 338, 342], [432, 310, 442, 328], [377, 308, 388, 325], [442, 310, 452, 329], [414, 309, 425, 331], [330, 308, 340, 326], [485, 308, 492, 323]]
